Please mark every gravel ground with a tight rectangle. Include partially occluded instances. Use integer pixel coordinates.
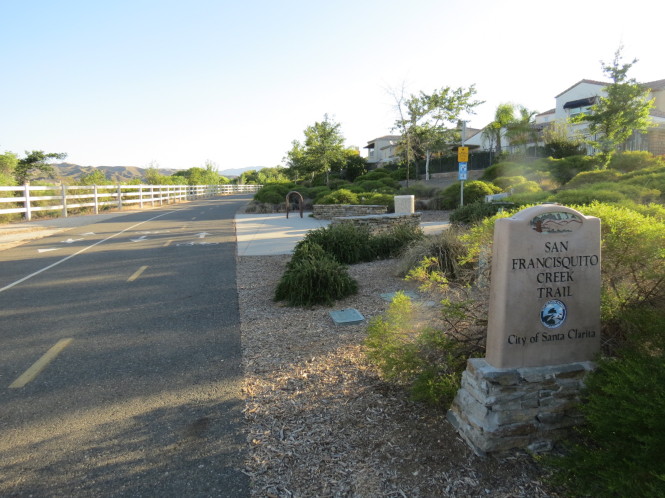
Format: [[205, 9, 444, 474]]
[[237, 214, 560, 497]]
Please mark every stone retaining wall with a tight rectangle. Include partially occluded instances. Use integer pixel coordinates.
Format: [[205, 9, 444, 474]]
[[313, 204, 387, 220], [447, 358, 594, 455], [331, 213, 421, 235]]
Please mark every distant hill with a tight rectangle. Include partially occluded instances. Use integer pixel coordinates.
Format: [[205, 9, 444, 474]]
[[40, 163, 180, 183], [218, 166, 266, 178]]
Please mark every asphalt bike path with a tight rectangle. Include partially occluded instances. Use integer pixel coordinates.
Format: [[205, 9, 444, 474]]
[[0, 195, 251, 497]]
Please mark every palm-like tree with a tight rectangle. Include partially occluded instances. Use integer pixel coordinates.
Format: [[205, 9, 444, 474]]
[[481, 103, 516, 158]]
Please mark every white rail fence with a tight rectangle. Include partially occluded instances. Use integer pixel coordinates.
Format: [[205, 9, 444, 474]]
[[0, 183, 261, 221]]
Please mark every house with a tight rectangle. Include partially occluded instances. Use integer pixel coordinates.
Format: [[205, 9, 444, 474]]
[[363, 135, 401, 166], [471, 78, 665, 156]]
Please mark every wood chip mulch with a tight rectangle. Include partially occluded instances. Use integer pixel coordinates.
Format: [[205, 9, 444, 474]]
[[237, 232, 560, 497]]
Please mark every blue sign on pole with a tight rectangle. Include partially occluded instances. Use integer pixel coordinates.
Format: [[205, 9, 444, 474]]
[[458, 162, 468, 181]]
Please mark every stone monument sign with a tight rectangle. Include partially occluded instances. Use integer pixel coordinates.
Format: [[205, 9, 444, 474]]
[[447, 205, 602, 454], [486, 204, 601, 368]]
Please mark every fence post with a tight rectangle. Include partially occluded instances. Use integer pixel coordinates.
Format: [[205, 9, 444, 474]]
[[61, 184, 68, 217], [139, 185, 144, 209], [23, 183, 32, 221], [94, 185, 99, 214]]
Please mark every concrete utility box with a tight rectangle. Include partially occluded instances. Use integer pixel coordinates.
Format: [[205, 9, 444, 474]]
[[393, 195, 415, 215]]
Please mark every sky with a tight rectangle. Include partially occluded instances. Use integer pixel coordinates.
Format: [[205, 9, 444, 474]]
[[1, 0, 663, 172]]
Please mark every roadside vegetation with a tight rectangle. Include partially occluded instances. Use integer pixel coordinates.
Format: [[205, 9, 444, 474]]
[[265, 146, 664, 497]]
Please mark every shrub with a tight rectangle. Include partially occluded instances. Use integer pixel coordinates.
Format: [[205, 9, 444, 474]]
[[553, 183, 660, 206], [365, 291, 485, 405], [327, 179, 351, 190], [371, 224, 424, 260], [356, 169, 391, 182], [622, 167, 665, 201], [355, 180, 391, 192], [480, 162, 530, 182], [379, 176, 400, 189], [577, 202, 665, 335], [546, 349, 665, 497], [299, 223, 376, 264], [565, 169, 622, 188], [449, 201, 511, 225], [274, 243, 358, 306], [315, 188, 359, 205], [609, 150, 664, 172], [511, 180, 541, 194], [492, 175, 527, 190], [299, 186, 331, 201], [390, 167, 408, 180], [254, 182, 296, 204], [434, 180, 500, 210], [505, 190, 552, 206], [358, 192, 394, 210], [547, 155, 599, 185]]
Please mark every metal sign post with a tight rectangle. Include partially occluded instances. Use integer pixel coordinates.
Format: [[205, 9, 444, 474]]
[[458, 121, 468, 208]]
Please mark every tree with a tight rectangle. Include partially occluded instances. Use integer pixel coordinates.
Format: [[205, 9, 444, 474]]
[[0, 152, 18, 185], [504, 106, 538, 155], [342, 149, 367, 182], [78, 169, 111, 185], [541, 121, 585, 158], [14, 150, 67, 184], [392, 85, 482, 182], [284, 140, 309, 181], [481, 103, 517, 159], [303, 114, 346, 185], [573, 46, 654, 167], [285, 115, 347, 184]]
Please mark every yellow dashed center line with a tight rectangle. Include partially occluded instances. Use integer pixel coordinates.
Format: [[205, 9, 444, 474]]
[[127, 265, 148, 282], [9, 338, 74, 388]]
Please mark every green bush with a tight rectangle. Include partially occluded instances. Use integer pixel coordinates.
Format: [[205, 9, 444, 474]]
[[547, 155, 599, 185], [505, 191, 552, 206], [358, 192, 394, 210], [356, 169, 391, 182], [434, 180, 500, 210], [327, 179, 351, 190], [299, 186, 331, 201], [449, 201, 511, 225], [553, 183, 660, 206], [492, 175, 527, 190], [609, 150, 664, 172], [565, 169, 622, 188], [371, 224, 424, 260], [254, 182, 296, 204], [274, 242, 358, 306], [511, 180, 541, 194], [379, 176, 400, 189], [355, 179, 393, 192], [547, 349, 665, 497], [480, 162, 531, 182], [622, 167, 665, 201], [315, 188, 359, 205], [300, 223, 376, 264], [365, 293, 469, 405]]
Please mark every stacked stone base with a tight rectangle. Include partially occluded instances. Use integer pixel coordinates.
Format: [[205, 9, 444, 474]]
[[332, 213, 421, 235], [447, 358, 594, 455], [312, 204, 387, 219]]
